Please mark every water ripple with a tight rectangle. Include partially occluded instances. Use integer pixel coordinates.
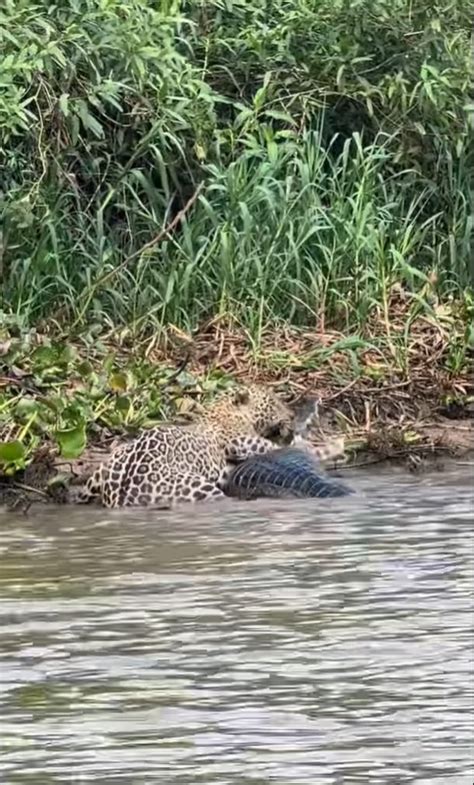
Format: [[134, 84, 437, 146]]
[[0, 466, 473, 784]]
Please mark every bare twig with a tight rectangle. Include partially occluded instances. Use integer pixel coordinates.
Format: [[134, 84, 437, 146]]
[[72, 182, 204, 329], [0, 480, 49, 498]]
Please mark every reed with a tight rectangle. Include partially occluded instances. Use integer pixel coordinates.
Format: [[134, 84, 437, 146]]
[[1, 0, 472, 337]]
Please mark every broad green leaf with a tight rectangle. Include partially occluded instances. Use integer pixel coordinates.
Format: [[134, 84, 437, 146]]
[[31, 345, 56, 370], [55, 424, 86, 459], [15, 397, 39, 417], [115, 394, 131, 412], [109, 372, 128, 392], [264, 109, 296, 125], [0, 441, 26, 463], [76, 360, 94, 377]]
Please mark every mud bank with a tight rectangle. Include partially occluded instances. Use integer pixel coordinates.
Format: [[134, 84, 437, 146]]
[[1, 311, 473, 511], [1, 412, 473, 513]]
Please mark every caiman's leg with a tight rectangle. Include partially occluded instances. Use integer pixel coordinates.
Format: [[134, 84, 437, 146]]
[[292, 434, 345, 463]]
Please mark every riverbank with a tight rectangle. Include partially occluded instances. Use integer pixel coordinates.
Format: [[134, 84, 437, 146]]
[[1, 2, 472, 511], [1, 291, 473, 510]]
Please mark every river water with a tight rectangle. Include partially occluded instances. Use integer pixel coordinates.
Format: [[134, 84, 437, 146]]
[[0, 466, 473, 785]]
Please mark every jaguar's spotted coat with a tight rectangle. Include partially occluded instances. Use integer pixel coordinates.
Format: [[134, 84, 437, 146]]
[[78, 384, 296, 508]]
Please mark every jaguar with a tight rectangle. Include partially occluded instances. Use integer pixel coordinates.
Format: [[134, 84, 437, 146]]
[[78, 384, 296, 508]]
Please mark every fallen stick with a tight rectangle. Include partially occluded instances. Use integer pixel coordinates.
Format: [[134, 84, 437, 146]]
[[72, 182, 204, 329]]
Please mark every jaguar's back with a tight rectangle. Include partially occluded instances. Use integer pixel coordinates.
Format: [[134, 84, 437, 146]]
[[79, 384, 294, 508]]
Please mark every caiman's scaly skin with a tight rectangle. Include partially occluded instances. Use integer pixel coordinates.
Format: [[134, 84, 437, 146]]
[[223, 398, 354, 500], [224, 445, 353, 499]]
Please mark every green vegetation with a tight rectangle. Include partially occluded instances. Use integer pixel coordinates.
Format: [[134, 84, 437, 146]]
[[0, 330, 233, 475], [0, 0, 473, 486], [1, 0, 472, 332], [0, 295, 472, 482]]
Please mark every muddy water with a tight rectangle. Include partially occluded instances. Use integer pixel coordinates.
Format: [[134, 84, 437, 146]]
[[0, 467, 473, 785]]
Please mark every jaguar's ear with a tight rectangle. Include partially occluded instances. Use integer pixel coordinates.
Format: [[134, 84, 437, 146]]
[[233, 388, 250, 406]]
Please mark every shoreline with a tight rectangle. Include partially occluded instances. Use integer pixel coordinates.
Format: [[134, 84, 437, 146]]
[[1, 309, 473, 511]]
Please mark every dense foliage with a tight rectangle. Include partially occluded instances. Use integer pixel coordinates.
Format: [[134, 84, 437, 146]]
[[1, 0, 472, 333]]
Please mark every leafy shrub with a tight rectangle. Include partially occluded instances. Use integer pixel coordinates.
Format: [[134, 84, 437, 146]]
[[1, 0, 472, 331]]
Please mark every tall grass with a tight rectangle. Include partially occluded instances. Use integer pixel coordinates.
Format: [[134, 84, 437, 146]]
[[1, 0, 472, 336]]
